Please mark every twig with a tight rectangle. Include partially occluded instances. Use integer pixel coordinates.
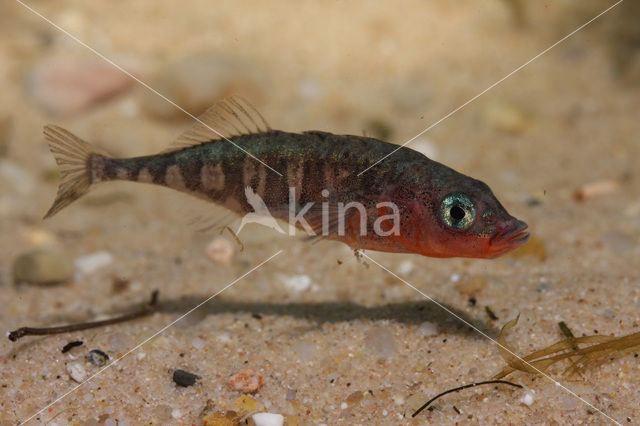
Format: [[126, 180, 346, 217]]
[[8, 290, 159, 342], [411, 379, 523, 417]]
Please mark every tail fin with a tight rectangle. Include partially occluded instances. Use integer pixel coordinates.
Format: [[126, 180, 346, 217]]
[[43, 125, 98, 219]]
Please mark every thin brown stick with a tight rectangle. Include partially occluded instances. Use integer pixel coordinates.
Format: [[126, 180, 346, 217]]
[[8, 290, 159, 342], [411, 379, 523, 417]]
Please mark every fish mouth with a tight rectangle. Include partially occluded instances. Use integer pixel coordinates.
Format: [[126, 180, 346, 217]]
[[488, 219, 530, 257]]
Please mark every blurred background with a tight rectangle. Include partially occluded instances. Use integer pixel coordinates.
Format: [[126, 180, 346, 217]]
[[1, 1, 639, 424]]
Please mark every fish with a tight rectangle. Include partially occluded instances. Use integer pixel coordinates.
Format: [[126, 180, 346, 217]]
[[43, 95, 529, 258]]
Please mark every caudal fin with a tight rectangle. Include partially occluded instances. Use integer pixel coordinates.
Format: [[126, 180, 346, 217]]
[[43, 125, 99, 219]]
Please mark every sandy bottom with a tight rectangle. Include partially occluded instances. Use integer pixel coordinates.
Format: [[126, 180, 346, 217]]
[[1, 1, 639, 425]]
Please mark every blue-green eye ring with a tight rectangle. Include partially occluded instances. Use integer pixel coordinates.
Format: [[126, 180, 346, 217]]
[[440, 193, 476, 230]]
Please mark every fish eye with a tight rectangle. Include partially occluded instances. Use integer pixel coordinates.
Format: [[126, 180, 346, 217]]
[[440, 193, 476, 230]]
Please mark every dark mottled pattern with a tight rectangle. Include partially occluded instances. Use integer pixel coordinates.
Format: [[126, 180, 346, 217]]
[[99, 129, 442, 225]]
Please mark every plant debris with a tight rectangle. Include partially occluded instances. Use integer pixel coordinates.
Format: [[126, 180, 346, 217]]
[[8, 290, 159, 341], [493, 315, 640, 379], [485, 306, 499, 320], [61, 340, 83, 353], [411, 380, 523, 417]]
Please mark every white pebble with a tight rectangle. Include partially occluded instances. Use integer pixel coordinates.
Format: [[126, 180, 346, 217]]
[[397, 260, 414, 275], [340, 402, 348, 409], [105, 419, 117, 426], [382, 409, 388, 416], [66, 362, 86, 383], [171, 409, 182, 419], [281, 274, 312, 292], [418, 321, 438, 337], [520, 390, 534, 406], [192, 337, 205, 349], [74, 251, 113, 276], [136, 352, 146, 360], [205, 237, 235, 266], [251, 412, 284, 426]]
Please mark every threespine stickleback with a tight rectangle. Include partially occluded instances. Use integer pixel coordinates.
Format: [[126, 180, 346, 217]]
[[44, 96, 529, 258]]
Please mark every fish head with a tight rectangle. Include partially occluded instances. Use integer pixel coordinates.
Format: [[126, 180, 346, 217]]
[[413, 178, 529, 258]]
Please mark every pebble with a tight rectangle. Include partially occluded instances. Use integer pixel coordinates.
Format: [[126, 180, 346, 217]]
[[227, 368, 265, 394], [520, 390, 535, 406], [12, 249, 74, 285], [140, 54, 264, 119], [364, 327, 397, 358], [66, 361, 87, 383], [508, 235, 547, 261], [192, 336, 206, 349], [397, 260, 414, 275], [27, 56, 134, 116], [205, 237, 235, 266], [292, 340, 316, 362], [74, 251, 113, 276], [0, 160, 36, 195], [172, 369, 199, 387], [573, 179, 620, 201], [62, 341, 84, 353], [280, 274, 312, 292], [233, 394, 263, 412], [86, 349, 109, 366], [453, 276, 488, 297], [482, 100, 529, 134], [251, 412, 284, 426], [418, 321, 438, 337]]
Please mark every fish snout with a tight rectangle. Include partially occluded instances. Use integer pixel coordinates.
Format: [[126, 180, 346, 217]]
[[488, 219, 530, 256]]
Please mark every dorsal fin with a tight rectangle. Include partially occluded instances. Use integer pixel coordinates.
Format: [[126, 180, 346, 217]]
[[163, 95, 271, 153]]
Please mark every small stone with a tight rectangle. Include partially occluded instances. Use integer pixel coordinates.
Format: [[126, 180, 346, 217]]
[[573, 179, 620, 201], [86, 349, 109, 366], [292, 340, 316, 362], [364, 327, 397, 358], [0, 160, 36, 195], [173, 369, 199, 387], [520, 390, 535, 406], [251, 412, 284, 426], [397, 260, 414, 275], [27, 56, 134, 116], [12, 249, 73, 285], [227, 368, 265, 394], [171, 409, 182, 419], [233, 394, 263, 412], [482, 100, 529, 134], [192, 336, 206, 349], [280, 274, 312, 292], [285, 389, 297, 401], [453, 277, 488, 297], [346, 390, 363, 405], [66, 361, 86, 383], [418, 321, 438, 337], [74, 251, 113, 276], [508, 235, 547, 261], [205, 237, 235, 266]]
